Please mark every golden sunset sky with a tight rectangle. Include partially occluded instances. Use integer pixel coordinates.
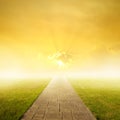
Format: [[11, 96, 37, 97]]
[[0, 0, 120, 78]]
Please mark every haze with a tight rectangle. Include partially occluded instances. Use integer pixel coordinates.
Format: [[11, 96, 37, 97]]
[[0, 0, 120, 78]]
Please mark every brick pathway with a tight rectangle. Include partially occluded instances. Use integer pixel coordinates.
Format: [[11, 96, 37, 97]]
[[21, 77, 96, 120]]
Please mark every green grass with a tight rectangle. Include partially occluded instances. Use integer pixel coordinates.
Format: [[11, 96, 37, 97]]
[[0, 79, 50, 120], [70, 79, 120, 120]]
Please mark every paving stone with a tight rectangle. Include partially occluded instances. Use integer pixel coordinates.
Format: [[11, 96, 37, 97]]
[[62, 111, 73, 120]]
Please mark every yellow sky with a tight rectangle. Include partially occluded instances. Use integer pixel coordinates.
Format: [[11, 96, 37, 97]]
[[0, 0, 120, 77]]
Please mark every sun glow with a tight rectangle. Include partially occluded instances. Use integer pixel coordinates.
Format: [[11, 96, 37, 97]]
[[48, 51, 73, 69], [57, 60, 65, 68]]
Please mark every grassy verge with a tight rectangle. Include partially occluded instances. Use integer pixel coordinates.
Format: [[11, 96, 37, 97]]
[[0, 79, 50, 120], [69, 79, 120, 120]]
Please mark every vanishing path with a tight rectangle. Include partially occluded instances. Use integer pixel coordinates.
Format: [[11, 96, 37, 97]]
[[21, 77, 96, 120]]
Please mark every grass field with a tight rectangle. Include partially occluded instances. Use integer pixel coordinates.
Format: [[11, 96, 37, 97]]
[[0, 79, 50, 120], [70, 79, 120, 120]]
